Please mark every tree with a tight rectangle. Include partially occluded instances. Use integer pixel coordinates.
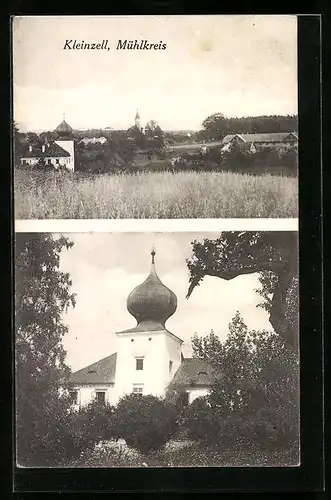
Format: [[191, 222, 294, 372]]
[[15, 233, 77, 466], [198, 113, 298, 141], [13, 121, 26, 165], [186, 313, 299, 451], [201, 112, 230, 141], [126, 125, 146, 149], [113, 394, 178, 455], [145, 120, 165, 150], [186, 231, 299, 352]]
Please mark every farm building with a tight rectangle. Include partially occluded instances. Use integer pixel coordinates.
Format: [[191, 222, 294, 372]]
[[68, 250, 216, 408], [221, 132, 298, 152], [20, 116, 76, 171]]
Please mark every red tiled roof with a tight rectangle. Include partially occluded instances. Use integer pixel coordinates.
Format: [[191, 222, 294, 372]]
[[69, 353, 117, 385]]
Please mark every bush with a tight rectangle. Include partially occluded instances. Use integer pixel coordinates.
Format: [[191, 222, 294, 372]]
[[113, 394, 178, 455], [72, 400, 116, 445], [179, 396, 221, 444]]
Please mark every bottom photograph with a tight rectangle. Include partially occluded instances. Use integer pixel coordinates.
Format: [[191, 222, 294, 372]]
[[15, 230, 299, 468]]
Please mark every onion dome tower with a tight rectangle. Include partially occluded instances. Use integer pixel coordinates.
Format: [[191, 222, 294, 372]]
[[126, 249, 177, 331], [55, 114, 73, 139]]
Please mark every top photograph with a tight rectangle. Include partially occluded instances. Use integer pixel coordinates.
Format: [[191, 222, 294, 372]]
[[12, 15, 298, 220]]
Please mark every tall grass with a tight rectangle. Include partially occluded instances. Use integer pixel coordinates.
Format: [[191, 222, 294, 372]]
[[14, 169, 298, 219]]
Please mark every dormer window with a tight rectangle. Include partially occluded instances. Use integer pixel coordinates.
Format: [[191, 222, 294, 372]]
[[136, 357, 144, 370], [198, 371, 208, 376]]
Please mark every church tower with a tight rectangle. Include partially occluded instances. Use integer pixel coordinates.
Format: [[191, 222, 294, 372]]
[[113, 249, 183, 402], [54, 114, 75, 171], [135, 109, 141, 130]]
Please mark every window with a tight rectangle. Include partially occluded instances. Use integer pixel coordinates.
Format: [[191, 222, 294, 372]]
[[132, 385, 143, 396], [169, 360, 173, 374], [96, 391, 106, 404], [69, 390, 78, 404], [47, 159, 52, 165], [179, 392, 189, 407], [56, 159, 60, 164], [136, 358, 144, 370]]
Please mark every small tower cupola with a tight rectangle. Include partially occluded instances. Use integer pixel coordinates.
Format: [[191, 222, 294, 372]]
[[126, 248, 177, 330], [55, 114, 73, 139]]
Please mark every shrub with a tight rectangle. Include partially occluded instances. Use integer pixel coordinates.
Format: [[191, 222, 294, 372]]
[[179, 396, 221, 444], [71, 400, 116, 446], [113, 394, 178, 455]]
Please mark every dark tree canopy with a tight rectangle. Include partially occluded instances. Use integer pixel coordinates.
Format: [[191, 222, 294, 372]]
[[15, 233, 76, 465], [187, 313, 299, 452], [199, 113, 298, 141], [186, 232, 299, 351]]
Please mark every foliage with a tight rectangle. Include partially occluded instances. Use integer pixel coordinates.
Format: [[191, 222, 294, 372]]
[[13, 121, 26, 166], [199, 113, 298, 141], [186, 231, 299, 351], [15, 233, 79, 466], [185, 313, 299, 451], [113, 394, 178, 454], [72, 400, 116, 446]]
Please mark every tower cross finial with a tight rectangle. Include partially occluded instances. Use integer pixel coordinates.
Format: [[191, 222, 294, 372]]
[[151, 246, 155, 264]]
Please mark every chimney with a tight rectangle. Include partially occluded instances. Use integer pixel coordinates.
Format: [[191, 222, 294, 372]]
[[29, 145, 32, 152], [42, 144, 46, 153]]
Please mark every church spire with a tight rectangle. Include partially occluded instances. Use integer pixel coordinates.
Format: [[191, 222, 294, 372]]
[[151, 246, 155, 264]]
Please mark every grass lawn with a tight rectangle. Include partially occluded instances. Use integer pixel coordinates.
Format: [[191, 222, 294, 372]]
[[70, 439, 300, 468], [14, 169, 298, 219]]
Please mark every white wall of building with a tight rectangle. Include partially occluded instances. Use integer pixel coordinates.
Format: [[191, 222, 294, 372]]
[[187, 387, 209, 405], [54, 140, 75, 171], [113, 330, 182, 404], [71, 383, 116, 408]]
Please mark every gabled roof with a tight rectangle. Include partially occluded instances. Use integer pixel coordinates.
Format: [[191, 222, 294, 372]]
[[21, 142, 71, 159], [222, 132, 298, 144], [169, 358, 217, 388], [235, 141, 256, 152], [69, 353, 117, 385]]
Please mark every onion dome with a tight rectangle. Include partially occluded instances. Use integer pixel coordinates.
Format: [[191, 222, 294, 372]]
[[55, 114, 73, 137], [127, 249, 177, 329]]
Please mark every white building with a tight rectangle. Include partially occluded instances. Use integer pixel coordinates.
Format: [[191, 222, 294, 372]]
[[80, 136, 107, 146], [68, 250, 215, 408], [20, 117, 75, 171]]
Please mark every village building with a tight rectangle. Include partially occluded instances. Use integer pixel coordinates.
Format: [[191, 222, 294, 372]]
[[79, 136, 108, 146], [20, 116, 76, 171], [221, 132, 298, 153], [68, 250, 215, 408]]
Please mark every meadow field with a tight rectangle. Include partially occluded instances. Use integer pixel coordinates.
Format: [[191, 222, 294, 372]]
[[14, 169, 298, 219]]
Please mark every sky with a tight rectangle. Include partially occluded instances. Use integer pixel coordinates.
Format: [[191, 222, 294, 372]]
[[13, 15, 297, 132], [58, 232, 272, 372]]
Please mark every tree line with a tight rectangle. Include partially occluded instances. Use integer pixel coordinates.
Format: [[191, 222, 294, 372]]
[[196, 113, 298, 142]]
